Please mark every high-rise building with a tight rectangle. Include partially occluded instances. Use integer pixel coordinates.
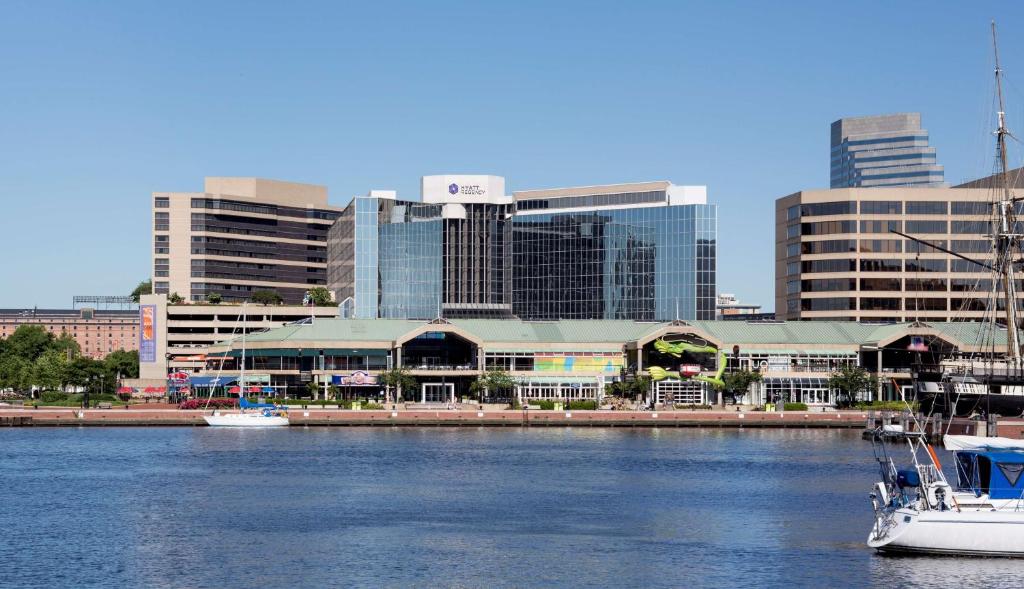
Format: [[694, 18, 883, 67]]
[[830, 113, 945, 188], [153, 177, 344, 305], [512, 182, 716, 320], [775, 186, 1005, 322], [328, 176, 717, 321]]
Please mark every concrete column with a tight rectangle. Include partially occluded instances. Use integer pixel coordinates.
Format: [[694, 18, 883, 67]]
[[876, 349, 883, 402], [420, 383, 426, 404]]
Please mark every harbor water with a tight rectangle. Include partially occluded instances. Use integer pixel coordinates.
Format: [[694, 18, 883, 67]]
[[3, 428, 1024, 588]]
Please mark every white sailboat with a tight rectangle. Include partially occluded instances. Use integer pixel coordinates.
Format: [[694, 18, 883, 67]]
[[868, 430, 1024, 556], [203, 302, 289, 427]]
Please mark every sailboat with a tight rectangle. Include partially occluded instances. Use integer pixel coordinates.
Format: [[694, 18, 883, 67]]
[[904, 22, 1024, 418], [203, 302, 289, 427], [866, 23, 1024, 556]]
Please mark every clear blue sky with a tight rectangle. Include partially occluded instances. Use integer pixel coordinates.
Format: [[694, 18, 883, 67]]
[[2, 1, 1023, 309]]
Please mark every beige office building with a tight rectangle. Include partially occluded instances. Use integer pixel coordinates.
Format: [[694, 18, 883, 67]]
[[775, 186, 1008, 321], [153, 177, 345, 305]]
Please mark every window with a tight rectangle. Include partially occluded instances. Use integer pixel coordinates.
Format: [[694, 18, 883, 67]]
[[859, 240, 902, 253], [802, 259, 856, 273], [952, 259, 988, 272], [787, 262, 800, 276], [860, 259, 901, 272], [952, 201, 991, 215], [905, 201, 948, 215], [952, 240, 990, 254], [861, 220, 901, 234], [953, 220, 991, 234], [906, 298, 947, 311], [787, 224, 800, 239], [905, 220, 948, 234], [905, 259, 947, 273], [155, 197, 169, 208], [802, 278, 855, 292], [802, 220, 857, 236], [802, 240, 856, 254], [905, 240, 947, 254], [907, 278, 947, 291], [860, 278, 901, 291], [860, 201, 902, 215], [800, 297, 855, 311], [951, 278, 991, 292], [787, 205, 800, 221], [800, 201, 856, 216], [786, 280, 800, 295], [860, 298, 901, 311], [786, 243, 800, 258]]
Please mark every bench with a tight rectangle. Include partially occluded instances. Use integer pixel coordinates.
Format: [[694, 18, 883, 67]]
[[97, 402, 113, 409]]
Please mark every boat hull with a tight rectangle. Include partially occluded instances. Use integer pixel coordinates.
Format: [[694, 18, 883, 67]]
[[870, 508, 1024, 556], [919, 391, 1024, 418], [203, 413, 289, 427]]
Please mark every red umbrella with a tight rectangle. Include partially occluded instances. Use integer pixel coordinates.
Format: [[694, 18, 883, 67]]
[[228, 386, 241, 394]]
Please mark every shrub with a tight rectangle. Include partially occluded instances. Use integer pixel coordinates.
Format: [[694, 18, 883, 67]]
[[178, 398, 238, 410], [41, 391, 68, 403], [528, 400, 555, 410], [674, 403, 713, 410], [567, 401, 597, 410], [853, 401, 919, 411], [783, 402, 809, 411]]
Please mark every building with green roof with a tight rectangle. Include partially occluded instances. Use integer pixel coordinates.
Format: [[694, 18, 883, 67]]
[[201, 317, 1009, 407]]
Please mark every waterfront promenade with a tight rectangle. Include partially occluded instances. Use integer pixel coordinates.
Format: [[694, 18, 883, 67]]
[[1, 406, 1012, 433]]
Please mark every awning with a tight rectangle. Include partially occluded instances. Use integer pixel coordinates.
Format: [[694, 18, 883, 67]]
[[189, 376, 238, 387], [945, 435, 1024, 452]]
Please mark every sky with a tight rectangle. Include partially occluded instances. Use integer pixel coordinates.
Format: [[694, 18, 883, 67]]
[[2, 0, 1024, 310]]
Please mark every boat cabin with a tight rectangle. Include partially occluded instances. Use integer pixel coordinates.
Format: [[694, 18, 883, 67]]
[[955, 451, 1024, 499]]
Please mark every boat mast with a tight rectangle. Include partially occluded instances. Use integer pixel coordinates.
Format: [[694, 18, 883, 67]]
[[992, 21, 1022, 362], [241, 302, 247, 397]]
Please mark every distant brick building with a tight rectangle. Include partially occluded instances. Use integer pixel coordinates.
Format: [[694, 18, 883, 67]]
[[0, 308, 139, 359]]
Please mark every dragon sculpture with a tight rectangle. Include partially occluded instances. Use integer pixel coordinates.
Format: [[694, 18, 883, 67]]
[[647, 338, 726, 388]]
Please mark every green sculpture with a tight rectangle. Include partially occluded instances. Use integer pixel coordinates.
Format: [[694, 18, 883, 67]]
[[648, 338, 726, 388]]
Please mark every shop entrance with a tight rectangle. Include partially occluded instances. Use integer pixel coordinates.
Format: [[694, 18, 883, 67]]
[[421, 382, 455, 403]]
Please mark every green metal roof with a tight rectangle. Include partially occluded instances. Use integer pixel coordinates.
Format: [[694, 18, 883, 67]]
[[212, 318, 1017, 351]]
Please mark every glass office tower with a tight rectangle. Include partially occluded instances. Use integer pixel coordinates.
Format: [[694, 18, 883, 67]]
[[830, 113, 945, 188], [512, 183, 716, 320], [328, 177, 717, 321]]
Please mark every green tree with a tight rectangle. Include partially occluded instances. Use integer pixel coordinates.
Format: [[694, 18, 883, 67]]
[[169, 292, 185, 304], [206, 292, 223, 304], [0, 356, 31, 391], [130, 279, 152, 303], [828, 366, 878, 407], [33, 349, 68, 391], [722, 369, 763, 404], [66, 356, 103, 390], [251, 290, 284, 305], [6, 325, 54, 361], [306, 287, 334, 306], [379, 368, 417, 403], [104, 349, 139, 380], [470, 369, 518, 404], [50, 332, 81, 359]]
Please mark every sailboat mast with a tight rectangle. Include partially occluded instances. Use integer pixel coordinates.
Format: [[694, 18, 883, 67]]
[[241, 302, 247, 395], [991, 21, 1022, 361]]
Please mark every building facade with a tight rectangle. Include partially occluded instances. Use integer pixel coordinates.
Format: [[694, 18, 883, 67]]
[[201, 317, 1002, 408], [137, 293, 339, 380], [830, 113, 945, 188], [328, 176, 717, 322], [775, 187, 1004, 321], [153, 177, 344, 305], [0, 308, 138, 359]]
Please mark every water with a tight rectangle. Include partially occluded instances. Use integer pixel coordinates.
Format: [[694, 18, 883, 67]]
[[3, 428, 1024, 588]]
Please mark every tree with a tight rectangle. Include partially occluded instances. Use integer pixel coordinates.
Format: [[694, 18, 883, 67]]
[[51, 332, 80, 359], [6, 325, 54, 361], [206, 292, 222, 304], [471, 370, 518, 404], [66, 357, 103, 391], [306, 287, 334, 306], [828, 366, 878, 407], [722, 369, 763, 405], [379, 368, 417, 403], [251, 290, 283, 305], [104, 350, 139, 380], [130, 279, 152, 303], [169, 292, 184, 304], [0, 356, 31, 392], [33, 349, 68, 391]]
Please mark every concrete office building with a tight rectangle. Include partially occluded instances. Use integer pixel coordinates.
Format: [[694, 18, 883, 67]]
[[775, 186, 1006, 322], [137, 293, 339, 380], [327, 175, 717, 322], [152, 177, 345, 305], [830, 113, 945, 188]]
